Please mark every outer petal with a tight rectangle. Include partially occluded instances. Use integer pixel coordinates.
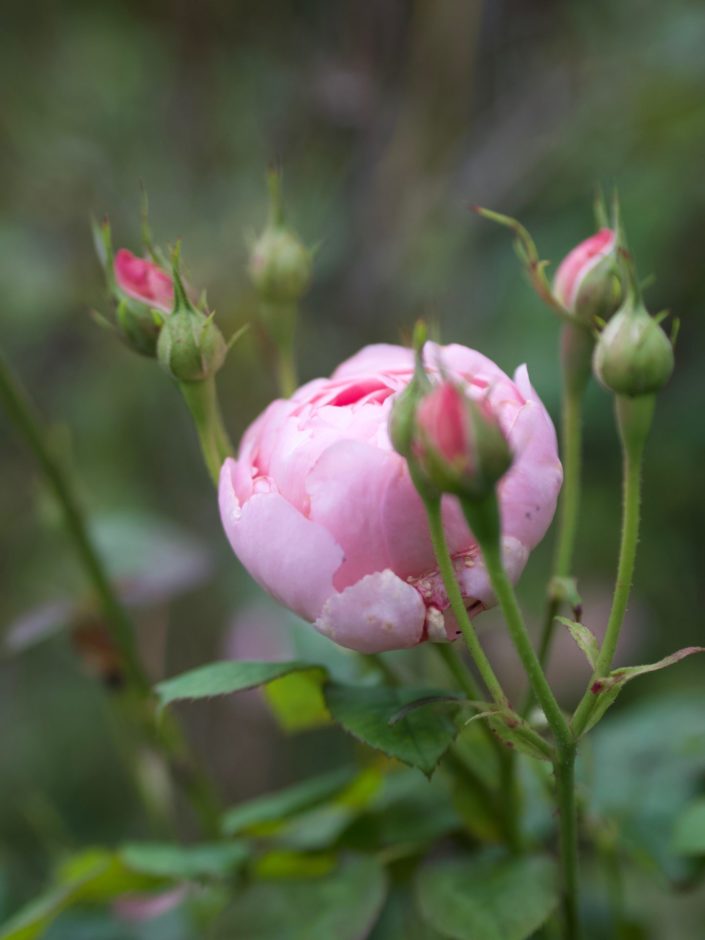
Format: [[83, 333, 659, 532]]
[[331, 344, 414, 379], [455, 536, 529, 608], [498, 366, 563, 549], [315, 570, 426, 653], [424, 342, 511, 387], [218, 460, 344, 622], [553, 229, 616, 311]]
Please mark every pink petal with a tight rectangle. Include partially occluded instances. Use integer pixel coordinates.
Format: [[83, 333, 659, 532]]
[[219, 460, 344, 622], [553, 229, 616, 311], [306, 440, 439, 589], [497, 366, 563, 549], [114, 249, 174, 314], [455, 535, 529, 609], [331, 344, 414, 379], [315, 570, 426, 653]]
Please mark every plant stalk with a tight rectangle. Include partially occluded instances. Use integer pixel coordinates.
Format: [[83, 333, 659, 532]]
[[179, 376, 234, 485], [571, 395, 652, 737], [536, 325, 592, 676], [554, 743, 581, 940]]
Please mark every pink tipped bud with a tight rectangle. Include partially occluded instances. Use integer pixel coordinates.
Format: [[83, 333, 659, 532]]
[[414, 381, 512, 500], [114, 249, 174, 314], [553, 229, 621, 323]]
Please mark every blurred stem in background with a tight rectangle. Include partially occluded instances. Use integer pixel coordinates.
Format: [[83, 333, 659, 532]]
[[0, 352, 222, 836]]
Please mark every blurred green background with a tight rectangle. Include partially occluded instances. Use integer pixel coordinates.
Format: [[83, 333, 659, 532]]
[[2, 0, 704, 933]]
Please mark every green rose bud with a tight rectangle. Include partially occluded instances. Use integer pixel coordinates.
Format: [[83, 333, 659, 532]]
[[593, 299, 674, 397]]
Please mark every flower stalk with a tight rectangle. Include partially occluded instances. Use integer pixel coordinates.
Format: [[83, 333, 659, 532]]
[[571, 395, 653, 737], [536, 323, 592, 673], [460, 492, 580, 937]]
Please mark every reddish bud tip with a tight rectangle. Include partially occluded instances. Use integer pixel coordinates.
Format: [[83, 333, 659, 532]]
[[114, 249, 174, 314]]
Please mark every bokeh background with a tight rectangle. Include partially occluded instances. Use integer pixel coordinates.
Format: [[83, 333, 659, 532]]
[[2, 0, 704, 934]]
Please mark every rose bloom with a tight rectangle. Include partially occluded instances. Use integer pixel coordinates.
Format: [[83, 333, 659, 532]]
[[219, 344, 562, 654]]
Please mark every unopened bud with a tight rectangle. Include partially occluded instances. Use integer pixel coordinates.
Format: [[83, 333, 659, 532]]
[[248, 172, 312, 305], [157, 310, 226, 382], [389, 324, 432, 460], [157, 251, 226, 382], [554, 229, 621, 325], [413, 382, 512, 500], [93, 219, 174, 358], [593, 299, 674, 397]]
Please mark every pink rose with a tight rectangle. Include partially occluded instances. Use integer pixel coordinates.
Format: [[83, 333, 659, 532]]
[[553, 228, 617, 313], [219, 343, 562, 654], [114, 248, 174, 314]]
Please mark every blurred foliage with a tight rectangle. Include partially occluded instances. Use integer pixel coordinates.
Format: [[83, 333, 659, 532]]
[[2, 0, 705, 936]]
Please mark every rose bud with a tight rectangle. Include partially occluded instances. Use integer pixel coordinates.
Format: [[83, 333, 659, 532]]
[[553, 228, 621, 324], [219, 343, 562, 654], [593, 298, 674, 397], [248, 172, 312, 306], [414, 381, 512, 501], [157, 252, 226, 383], [388, 324, 432, 462], [93, 219, 175, 357]]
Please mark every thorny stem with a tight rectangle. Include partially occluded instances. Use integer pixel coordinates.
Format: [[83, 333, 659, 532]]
[[424, 499, 526, 851], [423, 497, 508, 707], [460, 493, 580, 936], [534, 325, 592, 689], [571, 395, 653, 738]]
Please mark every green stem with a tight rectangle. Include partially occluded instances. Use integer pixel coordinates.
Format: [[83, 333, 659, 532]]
[[537, 325, 592, 675], [262, 300, 298, 398], [462, 494, 573, 754], [276, 344, 298, 399], [179, 377, 234, 484], [571, 395, 652, 738], [424, 497, 509, 707], [433, 642, 481, 700], [0, 352, 222, 836], [554, 743, 581, 940], [538, 392, 583, 665], [424, 500, 528, 851]]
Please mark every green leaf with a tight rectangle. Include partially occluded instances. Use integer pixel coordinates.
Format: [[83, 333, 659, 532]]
[[0, 850, 158, 940], [120, 841, 249, 880], [415, 852, 558, 940], [586, 692, 705, 880], [369, 886, 447, 940], [324, 683, 462, 777], [156, 660, 326, 709], [222, 767, 358, 835], [264, 669, 330, 730], [556, 616, 599, 669], [672, 798, 705, 856], [211, 855, 387, 940], [585, 646, 705, 732]]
